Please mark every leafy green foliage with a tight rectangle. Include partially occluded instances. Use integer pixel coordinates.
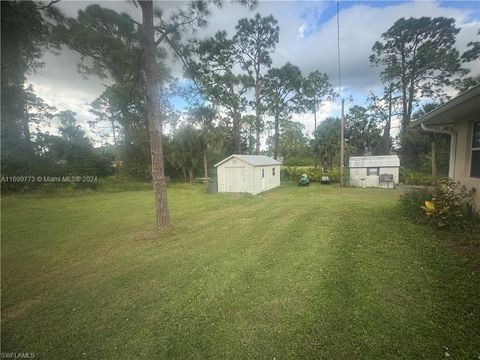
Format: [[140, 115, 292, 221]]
[[302, 71, 335, 115], [233, 13, 280, 153], [399, 104, 450, 176], [461, 30, 480, 63], [166, 125, 202, 182], [367, 85, 400, 154], [345, 105, 382, 156], [1, 0, 63, 164], [188, 31, 249, 153], [59, 5, 152, 180], [311, 117, 341, 170], [399, 186, 434, 221], [267, 120, 310, 162], [263, 63, 304, 159], [302, 70, 336, 143], [402, 170, 435, 186], [1, 107, 115, 193], [458, 31, 480, 93], [456, 75, 480, 93], [281, 156, 315, 167], [370, 17, 467, 130], [420, 179, 475, 229], [400, 179, 478, 239], [282, 166, 340, 183]]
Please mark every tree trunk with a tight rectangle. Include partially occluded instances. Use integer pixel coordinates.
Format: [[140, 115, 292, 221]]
[[406, 76, 415, 126], [255, 90, 261, 154], [313, 94, 318, 170], [188, 168, 194, 183], [313, 93, 317, 138], [203, 148, 208, 188], [140, 0, 169, 229], [273, 114, 279, 160], [254, 62, 261, 154], [401, 87, 408, 133], [384, 88, 392, 154], [233, 110, 241, 154], [229, 83, 242, 154], [21, 108, 33, 157], [110, 113, 117, 145]]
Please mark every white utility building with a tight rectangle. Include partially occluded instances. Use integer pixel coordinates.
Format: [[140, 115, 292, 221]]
[[215, 155, 281, 195], [349, 155, 400, 188]]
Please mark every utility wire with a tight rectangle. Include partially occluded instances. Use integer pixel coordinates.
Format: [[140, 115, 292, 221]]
[[336, 0, 345, 187], [336, 0, 341, 99]]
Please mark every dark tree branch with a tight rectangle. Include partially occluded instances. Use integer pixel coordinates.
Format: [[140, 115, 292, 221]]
[[37, 0, 60, 10]]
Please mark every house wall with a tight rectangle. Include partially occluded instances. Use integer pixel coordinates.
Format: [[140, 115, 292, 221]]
[[217, 158, 253, 194], [453, 118, 480, 209], [381, 167, 399, 185], [252, 165, 281, 195], [349, 167, 399, 188], [349, 168, 376, 187]]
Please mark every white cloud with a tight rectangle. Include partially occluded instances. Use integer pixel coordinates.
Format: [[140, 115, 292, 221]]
[[28, 47, 108, 142], [297, 23, 308, 39], [292, 100, 340, 137]]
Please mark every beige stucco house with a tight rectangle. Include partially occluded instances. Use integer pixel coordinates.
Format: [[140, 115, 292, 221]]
[[413, 85, 480, 209], [215, 155, 281, 195]]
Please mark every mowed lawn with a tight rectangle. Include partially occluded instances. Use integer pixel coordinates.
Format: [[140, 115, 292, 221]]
[[1, 184, 479, 359]]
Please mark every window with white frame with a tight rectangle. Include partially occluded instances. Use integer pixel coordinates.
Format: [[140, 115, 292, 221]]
[[471, 121, 480, 178], [262, 168, 265, 178], [272, 167, 276, 176], [367, 167, 379, 176]]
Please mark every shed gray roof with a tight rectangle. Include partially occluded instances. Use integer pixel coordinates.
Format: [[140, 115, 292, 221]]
[[214, 154, 282, 167], [349, 155, 400, 168]]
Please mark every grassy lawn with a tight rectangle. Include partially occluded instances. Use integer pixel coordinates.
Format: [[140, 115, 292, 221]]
[[1, 183, 479, 359]]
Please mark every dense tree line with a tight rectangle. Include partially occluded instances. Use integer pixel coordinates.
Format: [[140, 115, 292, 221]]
[[1, 1, 113, 179], [2, 1, 478, 228]]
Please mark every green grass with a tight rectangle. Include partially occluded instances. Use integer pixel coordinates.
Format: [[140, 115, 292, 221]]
[[1, 183, 479, 359]]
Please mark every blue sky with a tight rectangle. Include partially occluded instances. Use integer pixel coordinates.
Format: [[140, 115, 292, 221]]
[[299, 1, 411, 37]]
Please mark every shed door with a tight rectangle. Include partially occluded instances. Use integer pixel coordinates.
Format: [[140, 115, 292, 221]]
[[225, 167, 244, 192]]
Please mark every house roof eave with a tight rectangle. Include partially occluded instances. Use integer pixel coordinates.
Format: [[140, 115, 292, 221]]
[[409, 85, 480, 129]]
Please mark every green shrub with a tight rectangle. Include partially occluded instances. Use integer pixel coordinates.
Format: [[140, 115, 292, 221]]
[[400, 187, 434, 221], [281, 167, 340, 183], [400, 179, 478, 239], [282, 157, 315, 167], [403, 170, 436, 186], [421, 179, 475, 229], [280, 168, 291, 181]]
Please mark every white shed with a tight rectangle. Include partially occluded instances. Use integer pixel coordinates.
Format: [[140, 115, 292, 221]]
[[349, 155, 400, 188], [215, 154, 282, 195]]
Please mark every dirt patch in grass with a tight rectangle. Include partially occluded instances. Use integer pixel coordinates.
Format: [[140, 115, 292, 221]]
[[2, 298, 42, 320]]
